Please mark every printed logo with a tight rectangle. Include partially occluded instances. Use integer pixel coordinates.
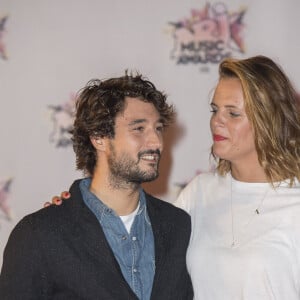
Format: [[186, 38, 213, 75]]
[[0, 178, 13, 225], [48, 93, 76, 148], [168, 3, 246, 67], [0, 15, 8, 60]]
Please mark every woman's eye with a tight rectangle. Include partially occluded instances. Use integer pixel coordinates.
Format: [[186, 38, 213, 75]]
[[229, 112, 240, 117]]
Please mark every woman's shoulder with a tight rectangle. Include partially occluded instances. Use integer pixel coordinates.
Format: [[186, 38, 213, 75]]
[[174, 171, 227, 213], [184, 171, 227, 192]]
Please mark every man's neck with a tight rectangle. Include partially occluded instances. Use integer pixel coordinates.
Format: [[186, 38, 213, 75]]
[[89, 176, 141, 216]]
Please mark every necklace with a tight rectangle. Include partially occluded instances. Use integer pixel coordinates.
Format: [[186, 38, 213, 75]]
[[230, 176, 270, 248]]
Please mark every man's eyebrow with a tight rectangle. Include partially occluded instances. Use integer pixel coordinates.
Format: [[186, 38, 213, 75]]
[[128, 119, 147, 126], [128, 118, 165, 126]]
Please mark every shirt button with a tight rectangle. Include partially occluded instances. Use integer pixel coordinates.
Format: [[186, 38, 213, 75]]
[[133, 268, 137, 273], [122, 235, 127, 240], [132, 236, 137, 241]]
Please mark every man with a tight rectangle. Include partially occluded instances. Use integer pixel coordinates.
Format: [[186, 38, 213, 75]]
[[0, 73, 193, 299]]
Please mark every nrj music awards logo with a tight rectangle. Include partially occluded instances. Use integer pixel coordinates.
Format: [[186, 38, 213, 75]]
[[168, 3, 246, 67], [48, 94, 76, 148], [0, 14, 9, 60], [0, 178, 13, 226]]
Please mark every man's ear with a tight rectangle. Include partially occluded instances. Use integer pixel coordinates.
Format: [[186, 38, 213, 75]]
[[90, 136, 106, 151]]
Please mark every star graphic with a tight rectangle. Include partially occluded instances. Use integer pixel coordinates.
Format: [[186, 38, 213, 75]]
[[0, 15, 8, 60], [48, 93, 76, 147], [0, 178, 13, 221]]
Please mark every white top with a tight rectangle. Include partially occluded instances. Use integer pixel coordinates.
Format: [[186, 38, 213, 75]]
[[175, 172, 300, 300], [120, 202, 140, 233]]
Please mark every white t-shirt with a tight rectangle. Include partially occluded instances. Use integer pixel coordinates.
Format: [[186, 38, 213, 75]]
[[175, 172, 300, 300], [120, 202, 140, 233]]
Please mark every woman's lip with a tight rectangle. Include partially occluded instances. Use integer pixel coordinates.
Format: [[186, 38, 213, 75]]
[[213, 134, 227, 141]]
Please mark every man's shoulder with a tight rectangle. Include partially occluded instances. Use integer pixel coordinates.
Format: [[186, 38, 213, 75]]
[[18, 180, 83, 230], [19, 200, 72, 232]]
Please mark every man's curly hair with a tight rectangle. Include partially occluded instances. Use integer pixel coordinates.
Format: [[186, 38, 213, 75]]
[[72, 72, 175, 176]]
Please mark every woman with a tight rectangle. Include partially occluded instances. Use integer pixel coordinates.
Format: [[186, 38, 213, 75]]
[[175, 55, 300, 299]]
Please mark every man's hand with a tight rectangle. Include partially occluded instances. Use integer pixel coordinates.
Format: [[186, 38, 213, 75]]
[[44, 191, 71, 208]]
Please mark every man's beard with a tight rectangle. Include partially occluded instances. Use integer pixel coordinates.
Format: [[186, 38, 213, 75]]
[[107, 144, 160, 188]]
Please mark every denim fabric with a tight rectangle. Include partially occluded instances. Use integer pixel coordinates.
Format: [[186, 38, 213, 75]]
[[80, 178, 155, 300]]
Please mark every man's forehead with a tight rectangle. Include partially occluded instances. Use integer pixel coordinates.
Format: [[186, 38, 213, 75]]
[[116, 112, 163, 127], [123, 96, 149, 108], [119, 97, 160, 117]]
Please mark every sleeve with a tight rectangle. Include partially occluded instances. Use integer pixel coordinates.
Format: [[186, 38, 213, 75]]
[[292, 215, 300, 291], [174, 175, 201, 216], [0, 216, 49, 299]]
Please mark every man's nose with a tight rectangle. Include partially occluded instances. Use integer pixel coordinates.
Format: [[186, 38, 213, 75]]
[[146, 130, 163, 150]]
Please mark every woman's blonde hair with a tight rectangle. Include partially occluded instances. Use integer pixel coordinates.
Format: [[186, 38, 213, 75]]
[[214, 55, 300, 186]]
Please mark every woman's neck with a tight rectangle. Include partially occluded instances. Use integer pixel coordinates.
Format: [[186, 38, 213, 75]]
[[230, 163, 268, 183]]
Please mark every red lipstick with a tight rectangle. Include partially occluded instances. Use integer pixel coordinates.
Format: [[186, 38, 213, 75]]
[[213, 134, 227, 142]]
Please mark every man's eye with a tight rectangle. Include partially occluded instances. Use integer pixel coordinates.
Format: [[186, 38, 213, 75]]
[[134, 126, 144, 131], [210, 109, 217, 114], [156, 126, 164, 132]]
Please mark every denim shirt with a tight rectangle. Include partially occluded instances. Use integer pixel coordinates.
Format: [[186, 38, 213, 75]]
[[80, 178, 155, 300]]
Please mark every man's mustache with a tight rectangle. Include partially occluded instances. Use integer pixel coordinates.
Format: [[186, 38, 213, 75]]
[[138, 149, 161, 159]]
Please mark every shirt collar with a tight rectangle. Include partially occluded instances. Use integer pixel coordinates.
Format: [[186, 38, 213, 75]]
[[79, 177, 146, 221]]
